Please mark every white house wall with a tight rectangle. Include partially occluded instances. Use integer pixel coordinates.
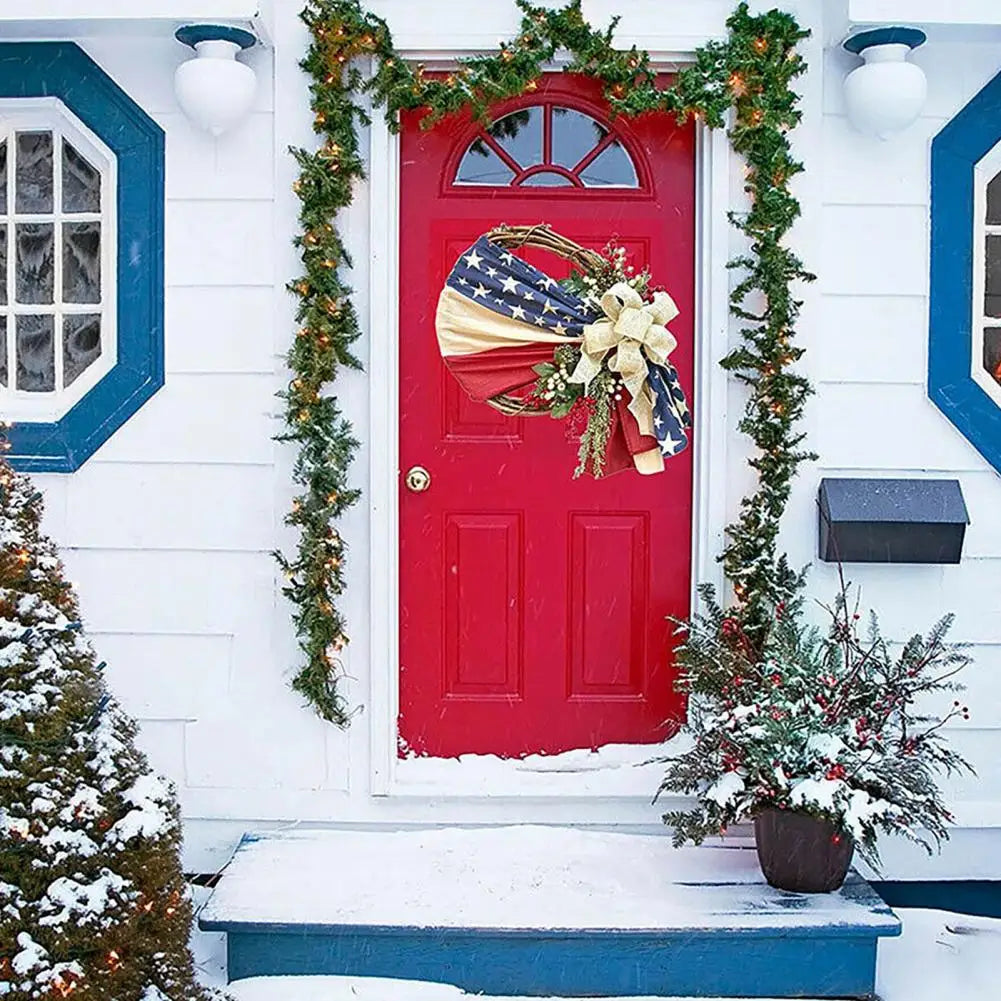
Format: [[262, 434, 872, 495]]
[[13, 1, 1001, 879], [796, 35, 1001, 877]]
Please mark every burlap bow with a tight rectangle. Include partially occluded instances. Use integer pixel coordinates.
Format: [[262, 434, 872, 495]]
[[569, 283, 679, 438]]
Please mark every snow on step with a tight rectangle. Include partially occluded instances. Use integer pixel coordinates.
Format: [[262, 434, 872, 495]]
[[201, 826, 900, 997], [227, 976, 825, 1001], [201, 825, 898, 931]]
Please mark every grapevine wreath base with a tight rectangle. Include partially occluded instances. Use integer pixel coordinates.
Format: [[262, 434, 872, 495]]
[[435, 224, 692, 478]]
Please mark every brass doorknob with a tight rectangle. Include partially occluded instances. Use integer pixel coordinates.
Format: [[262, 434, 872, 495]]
[[405, 465, 431, 493]]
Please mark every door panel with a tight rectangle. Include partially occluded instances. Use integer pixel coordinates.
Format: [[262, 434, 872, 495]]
[[398, 74, 695, 758]]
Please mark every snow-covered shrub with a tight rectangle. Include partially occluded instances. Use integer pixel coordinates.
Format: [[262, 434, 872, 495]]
[[0, 454, 221, 1000], [657, 576, 974, 868]]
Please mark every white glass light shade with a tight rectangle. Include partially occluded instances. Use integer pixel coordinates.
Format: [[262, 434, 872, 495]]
[[175, 27, 257, 137], [843, 28, 927, 140]]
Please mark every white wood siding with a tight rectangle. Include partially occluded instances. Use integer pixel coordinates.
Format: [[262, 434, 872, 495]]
[[15, 1, 1001, 880], [789, 36, 1001, 876]]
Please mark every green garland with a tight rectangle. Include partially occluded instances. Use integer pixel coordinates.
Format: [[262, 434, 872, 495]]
[[284, 0, 811, 722]]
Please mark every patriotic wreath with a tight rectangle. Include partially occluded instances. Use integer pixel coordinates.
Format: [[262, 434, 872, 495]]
[[435, 225, 691, 478]]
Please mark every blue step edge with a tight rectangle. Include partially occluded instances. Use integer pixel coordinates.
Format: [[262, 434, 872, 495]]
[[202, 875, 898, 999]]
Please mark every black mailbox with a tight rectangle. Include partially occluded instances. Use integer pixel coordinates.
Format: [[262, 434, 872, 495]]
[[818, 478, 969, 564]]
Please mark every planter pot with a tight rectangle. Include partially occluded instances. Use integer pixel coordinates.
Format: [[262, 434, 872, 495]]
[[754, 808, 854, 893]]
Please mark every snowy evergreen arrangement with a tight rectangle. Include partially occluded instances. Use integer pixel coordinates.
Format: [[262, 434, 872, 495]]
[[658, 575, 974, 868], [0, 456, 219, 1000]]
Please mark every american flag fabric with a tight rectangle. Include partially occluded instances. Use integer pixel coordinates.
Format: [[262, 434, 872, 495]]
[[435, 235, 691, 475]]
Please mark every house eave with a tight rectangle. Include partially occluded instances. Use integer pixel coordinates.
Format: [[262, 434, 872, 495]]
[[0, 0, 271, 44]]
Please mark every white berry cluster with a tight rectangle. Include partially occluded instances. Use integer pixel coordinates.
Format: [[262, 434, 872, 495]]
[[581, 244, 647, 307], [538, 367, 568, 402]]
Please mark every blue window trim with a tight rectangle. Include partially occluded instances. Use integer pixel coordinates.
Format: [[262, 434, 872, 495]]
[[929, 67, 1001, 476], [0, 42, 164, 473]]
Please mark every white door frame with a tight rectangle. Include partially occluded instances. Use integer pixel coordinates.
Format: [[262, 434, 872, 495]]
[[367, 49, 732, 797]]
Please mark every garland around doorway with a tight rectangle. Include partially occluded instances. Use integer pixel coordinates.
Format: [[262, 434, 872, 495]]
[[281, 0, 813, 724]]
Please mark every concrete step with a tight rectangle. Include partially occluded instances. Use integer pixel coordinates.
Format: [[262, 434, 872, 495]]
[[200, 826, 900, 998]]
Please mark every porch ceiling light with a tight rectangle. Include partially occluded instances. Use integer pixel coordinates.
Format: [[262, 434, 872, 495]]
[[843, 26, 927, 139], [174, 24, 258, 137]]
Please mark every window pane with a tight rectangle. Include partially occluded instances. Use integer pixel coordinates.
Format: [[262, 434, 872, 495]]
[[986, 236, 1001, 318], [0, 140, 7, 215], [580, 141, 639, 187], [63, 140, 101, 213], [63, 314, 101, 387], [487, 108, 542, 168], [456, 139, 516, 185], [519, 171, 575, 187], [987, 171, 1001, 225], [16, 314, 55, 392], [551, 107, 608, 170], [985, 328, 1001, 385], [0, 224, 6, 306], [16, 223, 54, 304], [16, 132, 53, 213], [0, 316, 6, 387], [63, 222, 101, 303]]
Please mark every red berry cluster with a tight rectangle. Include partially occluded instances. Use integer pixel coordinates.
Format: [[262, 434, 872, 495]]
[[564, 395, 596, 441]]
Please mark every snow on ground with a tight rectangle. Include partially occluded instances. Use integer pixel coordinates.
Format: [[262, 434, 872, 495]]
[[190, 884, 226, 988], [193, 907, 1001, 999], [876, 907, 1001, 1000], [226, 980, 816, 1001]]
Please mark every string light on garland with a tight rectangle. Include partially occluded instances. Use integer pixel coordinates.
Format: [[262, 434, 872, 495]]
[[285, 0, 813, 722]]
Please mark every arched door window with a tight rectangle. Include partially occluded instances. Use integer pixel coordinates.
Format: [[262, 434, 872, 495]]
[[454, 104, 640, 189]]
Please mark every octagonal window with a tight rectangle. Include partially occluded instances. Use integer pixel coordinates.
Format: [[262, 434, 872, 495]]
[[0, 43, 163, 473], [0, 99, 117, 420], [929, 66, 1001, 477], [975, 155, 1001, 398]]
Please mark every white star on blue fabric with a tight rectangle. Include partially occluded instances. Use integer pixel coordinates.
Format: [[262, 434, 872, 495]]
[[463, 249, 483, 269], [660, 433, 683, 455]]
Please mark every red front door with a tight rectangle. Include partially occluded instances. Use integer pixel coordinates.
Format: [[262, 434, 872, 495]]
[[398, 75, 695, 759]]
